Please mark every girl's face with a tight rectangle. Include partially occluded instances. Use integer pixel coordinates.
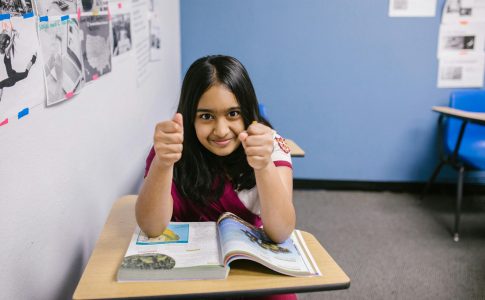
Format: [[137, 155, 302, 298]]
[[194, 84, 245, 156]]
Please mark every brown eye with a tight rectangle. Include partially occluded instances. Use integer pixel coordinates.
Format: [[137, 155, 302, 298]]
[[228, 110, 240, 118], [199, 113, 213, 120]]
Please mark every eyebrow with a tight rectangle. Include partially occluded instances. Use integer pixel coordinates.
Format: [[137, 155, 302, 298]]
[[196, 106, 241, 113]]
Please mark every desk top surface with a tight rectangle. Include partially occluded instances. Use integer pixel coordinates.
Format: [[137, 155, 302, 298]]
[[73, 196, 349, 299], [286, 139, 305, 157], [432, 106, 485, 124]]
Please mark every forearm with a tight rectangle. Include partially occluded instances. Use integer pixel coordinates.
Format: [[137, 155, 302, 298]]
[[136, 157, 174, 237], [255, 164, 295, 243]]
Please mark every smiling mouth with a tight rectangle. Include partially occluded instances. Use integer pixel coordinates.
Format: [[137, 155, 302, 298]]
[[211, 138, 232, 147]]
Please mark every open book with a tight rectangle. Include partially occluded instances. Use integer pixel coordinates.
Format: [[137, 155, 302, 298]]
[[117, 212, 321, 281]]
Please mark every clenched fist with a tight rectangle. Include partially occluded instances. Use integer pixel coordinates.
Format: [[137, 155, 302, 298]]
[[238, 122, 274, 170], [153, 113, 184, 168]]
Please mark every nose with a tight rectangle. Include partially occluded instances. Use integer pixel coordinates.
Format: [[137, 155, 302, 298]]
[[213, 118, 230, 137]]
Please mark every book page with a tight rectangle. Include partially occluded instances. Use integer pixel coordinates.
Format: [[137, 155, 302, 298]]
[[124, 222, 223, 268], [217, 213, 319, 276]]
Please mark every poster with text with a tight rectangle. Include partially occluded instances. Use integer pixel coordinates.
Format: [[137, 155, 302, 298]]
[[148, 0, 160, 61], [149, 11, 161, 61], [80, 14, 111, 83], [442, 0, 485, 24], [110, 1, 132, 57], [0, 0, 34, 16], [132, 0, 149, 87], [437, 55, 485, 88], [38, 17, 85, 105], [389, 0, 437, 17], [437, 23, 485, 58], [34, 0, 77, 16], [77, 0, 108, 14], [0, 17, 44, 120]]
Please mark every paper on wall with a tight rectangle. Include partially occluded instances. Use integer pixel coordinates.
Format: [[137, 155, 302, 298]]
[[79, 14, 112, 83], [389, 0, 437, 17], [437, 54, 485, 88], [437, 22, 485, 58], [77, 0, 108, 15], [149, 0, 161, 61], [442, 0, 485, 24], [132, 0, 150, 87], [110, 1, 133, 59], [34, 0, 78, 16], [0, 17, 45, 119], [38, 17, 85, 106]]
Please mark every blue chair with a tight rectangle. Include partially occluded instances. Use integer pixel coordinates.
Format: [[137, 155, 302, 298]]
[[423, 90, 485, 241], [258, 103, 268, 120]]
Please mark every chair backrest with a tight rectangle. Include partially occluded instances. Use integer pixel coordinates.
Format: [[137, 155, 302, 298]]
[[445, 90, 485, 169], [258, 103, 268, 120], [449, 90, 485, 112]]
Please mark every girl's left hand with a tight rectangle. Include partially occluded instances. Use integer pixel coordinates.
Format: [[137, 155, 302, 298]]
[[238, 122, 274, 170]]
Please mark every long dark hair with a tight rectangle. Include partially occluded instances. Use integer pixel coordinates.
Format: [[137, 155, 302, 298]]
[[173, 55, 271, 205]]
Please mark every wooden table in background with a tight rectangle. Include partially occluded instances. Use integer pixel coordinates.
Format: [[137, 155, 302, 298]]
[[287, 139, 305, 157], [73, 196, 349, 299], [432, 106, 485, 125]]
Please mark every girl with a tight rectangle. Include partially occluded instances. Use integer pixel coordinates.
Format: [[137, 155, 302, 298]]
[[136, 55, 295, 244]]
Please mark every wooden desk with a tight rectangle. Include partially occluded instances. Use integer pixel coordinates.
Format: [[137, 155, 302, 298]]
[[73, 196, 349, 299], [287, 139, 305, 157], [432, 106, 485, 125]]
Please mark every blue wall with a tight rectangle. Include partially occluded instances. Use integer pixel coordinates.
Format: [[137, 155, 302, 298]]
[[180, 0, 483, 182]]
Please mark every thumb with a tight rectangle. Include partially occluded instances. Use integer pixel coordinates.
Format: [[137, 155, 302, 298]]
[[238, 131, 248, 146], [173, 113, 183, 128]]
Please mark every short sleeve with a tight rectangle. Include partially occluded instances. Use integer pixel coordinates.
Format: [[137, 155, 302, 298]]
[[271, 131, 292, 169], [144, 147, 156, 178], [147, 132, 293, 218], [237, 131, 293, 216]]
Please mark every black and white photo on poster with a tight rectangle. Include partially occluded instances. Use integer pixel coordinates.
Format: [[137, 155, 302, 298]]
[[442, 0, 485, 23], [111, 13, 132, 57], [437, 56, 485, 88], [38, 17, 85, 105], [34, 0, 77, 17], [109, 0, 132, 58], [0, 0, 33, 16], [149, 12, 161, 61], [147, 0, 160, 61], [444, 35, 475, 50], [437, 23, 485, 58], [0, 17, 43, 119], [80, 14, 111, 83], [77, 0, 108, 14]]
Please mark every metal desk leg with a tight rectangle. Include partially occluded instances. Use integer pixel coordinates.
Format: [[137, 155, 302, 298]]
[[454, 165, 465, 242]]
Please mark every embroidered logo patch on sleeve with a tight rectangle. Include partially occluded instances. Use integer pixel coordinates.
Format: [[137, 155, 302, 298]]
[[275, 137, 291, 154]]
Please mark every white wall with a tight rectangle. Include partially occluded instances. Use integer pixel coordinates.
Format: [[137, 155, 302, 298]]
[[0, 1, 180, 299]]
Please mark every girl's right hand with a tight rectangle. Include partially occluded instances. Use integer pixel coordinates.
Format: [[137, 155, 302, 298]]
[[153, 113, 184, 168]]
